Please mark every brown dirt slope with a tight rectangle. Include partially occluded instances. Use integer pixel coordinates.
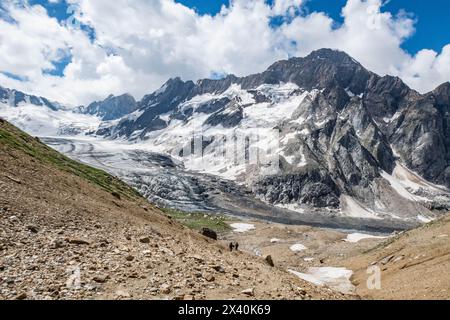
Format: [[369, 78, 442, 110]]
[[347, 213, 450, 300], [0, 119, 345, 300]]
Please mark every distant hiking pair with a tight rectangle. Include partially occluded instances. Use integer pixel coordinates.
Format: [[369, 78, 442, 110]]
[[229, 242, 239, 252]]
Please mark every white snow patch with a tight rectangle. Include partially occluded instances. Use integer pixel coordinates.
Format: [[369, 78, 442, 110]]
[[289, 267, 355, 294], [177, 92, 221, 113], [282, 146, 307, 167], [314, 119, 328, 128], [392, 163, 447, 192], [158, 112, 171, 122], [230, 223, 255, 233], [383, 111, 402, 123], [298, 128, 310, 135], [381, 170, 417, 201], [129, 128, 145, 140], [391, 145, 401, 158], [275, 203, 305, 213], [227, 84, 256, 104], [345, 88, 355, 97], [243, 93, 307, 127], [298, 152, 307, 167], [122, 109, 145, 122], [280, 132, 298, 144], [288, 270, 323, 286], [154, 83, 168, 96], [380, 164, 443, 202], [340, 196, 381, 219], [0, 102, 101, 136], [417, 215, 433, 223], [374, 199, 387, 210], [290, 116, 306, 124], [256, 82, 300, 98], [290, 243, 307, 252], [345, 233, 386, 243]]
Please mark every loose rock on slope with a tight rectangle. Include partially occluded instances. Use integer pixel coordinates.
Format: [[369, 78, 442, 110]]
[[0, 120, 346, 300]]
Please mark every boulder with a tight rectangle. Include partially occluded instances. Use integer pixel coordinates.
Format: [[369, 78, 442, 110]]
[[204, 274, 215, 282], [50, 239, 65, 249], [200, 228, 217, 240], [26, 225, 39, 233], [14, 293, 27, 300], [264, 255, 275, 267], [241, 288, 254, 296], [139, 236, 151, 244], [93, 274, 109, 283], [211, 265, 225, 273]]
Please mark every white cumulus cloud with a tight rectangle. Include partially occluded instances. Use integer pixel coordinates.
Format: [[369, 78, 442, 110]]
[[0, 0, 449, 106]]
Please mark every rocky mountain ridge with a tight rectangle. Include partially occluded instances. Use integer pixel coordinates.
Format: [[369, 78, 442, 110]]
[[82, 94, 139, 121], [1, 49, 450, 228], [91, 49, 450, 224], [0, 85, 62, 111]]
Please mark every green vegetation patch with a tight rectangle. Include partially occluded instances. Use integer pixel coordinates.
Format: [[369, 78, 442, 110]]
[[160, 207, 231, 234], [0, 120, 140, 200]]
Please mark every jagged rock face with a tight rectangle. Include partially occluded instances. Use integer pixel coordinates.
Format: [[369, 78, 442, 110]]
[[204, 100, 244, 128], [84, 94, 138, 120], [378, 82, 450, 189], [0, 86, 60, 110], [240, 49, 372, 94], [253, 168, 341, 208], [389, 97, 447, 184], [108, 78, 196, 137], [364, 75, 415, 118], [433, 82, 450, 107], [0, 86, 8, 100]]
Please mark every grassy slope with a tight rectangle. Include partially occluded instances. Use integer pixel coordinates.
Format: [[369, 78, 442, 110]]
[[0, 119, 141, 200]]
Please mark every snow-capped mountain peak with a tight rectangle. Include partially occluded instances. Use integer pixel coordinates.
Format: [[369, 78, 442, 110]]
[[1, 49, 450, 229]]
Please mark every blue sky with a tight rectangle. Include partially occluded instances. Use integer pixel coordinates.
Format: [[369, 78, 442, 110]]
[[176, 0, 450, 55], [304, 0, 450, 55], [29, 0, 70, 20], [177, 0, 230, 15]]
